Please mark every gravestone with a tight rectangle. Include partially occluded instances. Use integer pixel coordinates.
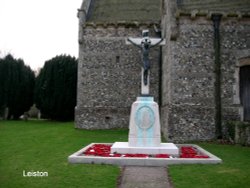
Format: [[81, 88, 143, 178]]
[[111, 30, 178, 155]]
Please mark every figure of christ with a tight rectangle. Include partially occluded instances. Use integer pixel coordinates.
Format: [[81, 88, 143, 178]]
[[127, 30, 163, 86]]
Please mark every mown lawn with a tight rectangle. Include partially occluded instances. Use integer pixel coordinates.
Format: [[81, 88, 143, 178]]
[[1, 120, 250, 188], [0, 120, 128, 188], [169, 143, 250, 188]]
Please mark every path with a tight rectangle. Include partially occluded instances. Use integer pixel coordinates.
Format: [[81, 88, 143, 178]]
[[117, 166, 173, 188]]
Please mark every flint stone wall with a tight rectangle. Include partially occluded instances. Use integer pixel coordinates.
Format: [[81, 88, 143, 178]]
[[76, 0, 250, 141], [162, 16, 250, 142], [75, 26, 161, 129]]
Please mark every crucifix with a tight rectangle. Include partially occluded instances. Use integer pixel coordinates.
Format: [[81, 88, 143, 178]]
[[111, 30, 178, 153], [126, 30, 165, 95]]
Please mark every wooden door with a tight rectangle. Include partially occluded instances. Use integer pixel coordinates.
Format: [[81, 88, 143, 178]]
[[240, 66, 250, 121]]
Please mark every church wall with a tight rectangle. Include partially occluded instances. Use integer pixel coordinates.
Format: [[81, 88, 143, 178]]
[[75, 25, 161, 129], [220, 19, 250, 121], [162, 15, 249, 142], [76, 0, 249, 141], [162, 17, 216, 142]]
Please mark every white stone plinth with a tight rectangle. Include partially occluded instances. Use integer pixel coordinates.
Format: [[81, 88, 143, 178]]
[[111, 142, 179, 156], [128, 96, 161, 147]]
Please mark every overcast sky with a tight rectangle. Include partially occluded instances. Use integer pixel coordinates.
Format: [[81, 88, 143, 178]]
[[0, 0, 82, 70]]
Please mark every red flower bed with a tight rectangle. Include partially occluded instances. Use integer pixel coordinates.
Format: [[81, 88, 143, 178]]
[[83, 144, 209, 159], [84, 144, 111, 157], [180, 146, 209, 158], [155, 154, 170, 158]]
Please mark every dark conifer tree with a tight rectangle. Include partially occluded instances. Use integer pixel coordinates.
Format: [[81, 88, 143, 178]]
[[35, 55, 77, 121], [0, 54, 35, 119]]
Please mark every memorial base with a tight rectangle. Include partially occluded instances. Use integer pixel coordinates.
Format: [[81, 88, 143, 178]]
[[128, 96, 161, 147], [111, 142, 179, 156]]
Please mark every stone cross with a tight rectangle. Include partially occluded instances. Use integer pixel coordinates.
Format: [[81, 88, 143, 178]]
[[126, 30, 165, 95]]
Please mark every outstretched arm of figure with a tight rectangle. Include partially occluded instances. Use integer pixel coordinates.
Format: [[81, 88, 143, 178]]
[[127, 38, 141, 48], [150, 38, 164, 48]]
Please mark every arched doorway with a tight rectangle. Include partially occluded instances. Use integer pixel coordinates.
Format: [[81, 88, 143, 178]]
[[240, 65, 250, 121]]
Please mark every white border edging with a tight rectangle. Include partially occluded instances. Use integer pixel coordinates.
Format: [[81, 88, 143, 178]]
[[68, 143, 222, 166]]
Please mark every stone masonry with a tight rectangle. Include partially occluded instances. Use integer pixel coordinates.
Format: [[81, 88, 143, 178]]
[[76, 0, 250, 142], [161, 0, 250, 142], [75, 0, 161, 129]]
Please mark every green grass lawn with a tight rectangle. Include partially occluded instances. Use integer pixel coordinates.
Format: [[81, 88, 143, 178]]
[[0, 120, 250, 188], [0, 120, 128, 188], [169, 143, 250, 188]]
